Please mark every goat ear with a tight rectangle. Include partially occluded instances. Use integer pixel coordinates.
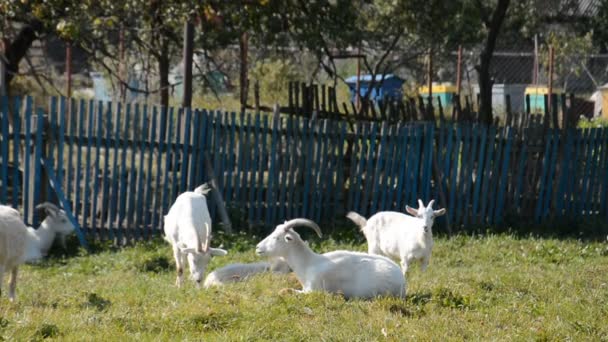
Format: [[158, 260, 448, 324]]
[[284, 235, 293, 242], [210, 248, 228, 256], [434, 208, 446, 217], [177, 243, 199, 254], [405, 205, 418, 216]]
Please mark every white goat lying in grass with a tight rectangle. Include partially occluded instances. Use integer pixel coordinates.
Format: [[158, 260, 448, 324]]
[[347, 199, 445, 276], [164, 186, 227, 288], [0, 203, 75, 301], [256, 218, 406, 299], [203, 258, 290, 288]]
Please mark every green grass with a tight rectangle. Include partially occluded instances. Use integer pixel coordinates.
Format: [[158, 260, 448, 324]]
[[1, 232, 608, 341]]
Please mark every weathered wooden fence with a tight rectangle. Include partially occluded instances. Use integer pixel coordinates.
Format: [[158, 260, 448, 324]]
[[1, 96, 607, 242]]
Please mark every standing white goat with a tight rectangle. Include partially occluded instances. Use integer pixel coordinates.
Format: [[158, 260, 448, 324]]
[[164, 187, 227, 287], [347, 199, 445, 276], [255, 218, 406, 299], [0, 202, 75, 301]]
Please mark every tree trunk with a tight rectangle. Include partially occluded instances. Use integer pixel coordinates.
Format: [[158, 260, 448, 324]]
[[476, 0, 511, 125], [158, 39, 170, 109]]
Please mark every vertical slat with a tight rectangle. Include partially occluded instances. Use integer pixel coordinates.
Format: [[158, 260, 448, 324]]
[[0, 98, 8, 203], [256, 116, 268, 224], [209, 111, 221, 219], [47, 97, 57, 200], [116, 103, 132, 242], [108, 103, 122, 240], [289, 117, 302, 218], [395, 125, 409, 210], [455, 125, 471, 227], [302, 118, 314, 218], [66, 98, 76, 209], [267, 116, 279, 226], [277, 117, 290, 221], [161, 108, 175, 224], [334, 122, 347, 217], [189, 109, 201, 190], [381, 125, 398, 211], [541, 130, 559, 219], [220, 113, 229, 205], [555, 129, 574, 216], [242, 113, 252, 222], [409, 125, 423, 207], [568, 129, 585, 215], [586, 129, 603, 214], [82, 100, 94, 231], [180, 108, 192, 193], [73, 100, 84, 221], [494, 127, 514, 224], [135, 105, 149, 238], [353, 123, 369, 215], [347, 123, 361, 211], [422, 123, 434, 201], [486, 128, 505, 225], [144, 107, 157, 236], [316, 120, 330, 222], [463, 124, 479, 227], [225, 112, 237, 205], [125, 104, 140, 240], [248, 114, 260, 224], [593, 129, 608, 215], [361, 122, 379, 216], [234, 112, 245, 208], [448, 125, 461, 224], [580, 129, 598, 215], [600, 129, 608, 220], [23, 97, 32, 223], [11, 98, 22, 208], [57, 97, 66, 191], [152, 106, 168, 234], [370, 122, 388, 214], [100, 102, 113, 241], [90, 101, 104, 237], [472, 126, 490, 224], [33, 107, 45, 228], [534, 131, 554, 222]]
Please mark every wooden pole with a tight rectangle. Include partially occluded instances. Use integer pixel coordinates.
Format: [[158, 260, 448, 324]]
[[182, 20, 194, 108], [548, 46, 554, 120], [119, 26, 126, 102], [65, 41, 72, 99], [427, 47, 433, 119], [355, 44, 361, 112], [456, 45, 462, 96], [533, 34, 539, 85], [239, 32, 248, 113]]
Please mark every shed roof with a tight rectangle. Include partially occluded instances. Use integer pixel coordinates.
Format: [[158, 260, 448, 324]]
[[345, 74, 403, 84]]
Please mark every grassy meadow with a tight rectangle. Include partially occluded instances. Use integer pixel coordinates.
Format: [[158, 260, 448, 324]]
[[1, 231, 607, 341]]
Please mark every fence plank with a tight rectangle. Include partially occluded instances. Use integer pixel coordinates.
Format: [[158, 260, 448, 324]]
[[117, 103, 132, 242], [23, 97, 32, 223], [362, 122, 379, 216], [302, 118, 314, 218], [0, 98, 8, 203], [161, 107, 175, 231], [535, 131, 554, 223], [11, 98, 22, 208], [472, 125, 489, 224], [494, 128, 514, 224], [487, 128, 505, 225], [108, 103, 122, 240], [33, 107, 45, 228], [422, 124, 434, 201], [394, 125, 409, 210], [371, 122, 388, 214], [448, 125, 461, 224]]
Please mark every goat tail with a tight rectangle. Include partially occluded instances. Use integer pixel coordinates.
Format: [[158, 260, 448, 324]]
[[346, 212, 367, 231]]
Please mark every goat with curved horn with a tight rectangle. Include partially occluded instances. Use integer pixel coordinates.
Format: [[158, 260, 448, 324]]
[[35, 202, 61, 216], [281, 218, 322, 238], [256, 218, 405, 299]]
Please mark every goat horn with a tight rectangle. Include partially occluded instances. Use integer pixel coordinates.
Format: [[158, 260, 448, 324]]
[[282, 218, 322, 238], [35, 202, 61, 214], [428, 199, 435, 208], [418, 199, 424, 209]]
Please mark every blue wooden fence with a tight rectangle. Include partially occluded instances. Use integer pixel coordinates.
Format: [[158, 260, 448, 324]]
[[0, 96, 607, 242]]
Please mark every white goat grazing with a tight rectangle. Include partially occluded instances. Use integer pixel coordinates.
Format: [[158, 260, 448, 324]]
[[347, 199, 445, 276], [255, 219, 406, 299], [0, 202, 74, 301], [203, 258, 290, 288], [164, 188, 227, 287]]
